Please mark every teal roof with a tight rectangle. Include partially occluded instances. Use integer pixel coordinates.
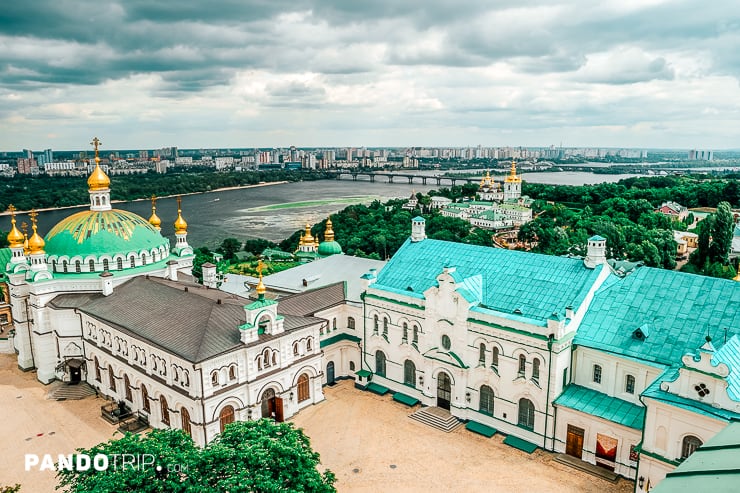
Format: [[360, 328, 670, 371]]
[[320, 333, 361, 348], [713, 335, 740, 401], [652, 421, 740, 493], [642, 368, 740, 421], [412, 216, 425, 221], [473, 210, 507, 220], [589, 235, 606, 241], [554, 385, 645, 429], [317, 240, 343, 257], [44, 209, 169, 258], [374, 238, 604, 323], [245, 298, 277, 310], [575, 267, 740, 366]]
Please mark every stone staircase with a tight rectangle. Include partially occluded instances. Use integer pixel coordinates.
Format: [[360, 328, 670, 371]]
[[409, 406, 461, 432], [47, 382, 97, 401]]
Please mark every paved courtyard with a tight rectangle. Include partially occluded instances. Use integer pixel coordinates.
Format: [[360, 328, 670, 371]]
[[291, 380, 634, 493], [0, 353, 633, 492]]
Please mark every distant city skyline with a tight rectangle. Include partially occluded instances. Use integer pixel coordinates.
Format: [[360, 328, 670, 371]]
[[1, 1, 739, 150]]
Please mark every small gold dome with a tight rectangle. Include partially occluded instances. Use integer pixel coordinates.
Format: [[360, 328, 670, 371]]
[[87, 161, 110, 191], [174, 211, 187, 234], [301, 223, 314, 244], [324, 218, 335, 242], [149, 197, 161, 228], [28, 227, 45, 255], [256, 276, 266, 296], [7, 209, 24, 248]]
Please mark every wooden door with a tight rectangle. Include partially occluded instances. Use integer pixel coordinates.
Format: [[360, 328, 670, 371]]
[[566, 425, 584, 459], [274, 397, 284, 422]]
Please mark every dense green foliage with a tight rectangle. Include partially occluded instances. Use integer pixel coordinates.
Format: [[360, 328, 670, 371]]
[[56, 420, 335, 493], [0, 170, 332, 212], [683, 202, 737, 279]]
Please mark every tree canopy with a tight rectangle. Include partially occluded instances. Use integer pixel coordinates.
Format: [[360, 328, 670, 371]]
[[57, 420, 336, 493]]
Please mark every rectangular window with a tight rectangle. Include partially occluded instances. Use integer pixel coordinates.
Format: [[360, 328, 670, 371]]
[[593, 365, 602, 384], [562, 368, 568, 388], [625, 374, 635, 394]]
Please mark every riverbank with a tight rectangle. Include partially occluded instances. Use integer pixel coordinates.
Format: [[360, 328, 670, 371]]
[[0, 180, 290, 216]]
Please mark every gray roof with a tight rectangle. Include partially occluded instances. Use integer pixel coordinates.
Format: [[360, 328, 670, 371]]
[[50, 277, 321, 364], [277, 282, 346, 317], [223, 255, 386, 302]]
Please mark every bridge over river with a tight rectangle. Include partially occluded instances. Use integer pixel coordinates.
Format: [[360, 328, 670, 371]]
[[325, 171, 478, 186]]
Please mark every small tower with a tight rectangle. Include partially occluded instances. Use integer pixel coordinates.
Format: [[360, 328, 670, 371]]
[[202, 262, 217, 288], [27, 210, 48, 273], [87, 137, 112, 212], [148, 195, 162, 231], [584, 235, 607, 268], [503, 160, 522, 201], [6, 205, 27, 266], [411, 216, 426, 242], [241, 260, 283, 344], [173, 196, 193, 255]]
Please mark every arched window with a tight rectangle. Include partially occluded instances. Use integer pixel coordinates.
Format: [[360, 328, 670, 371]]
[[181, 407, 191, 437], [532, 359, 540, 384], [348, 317, 355, 330], [116, 258, 122, 270], [124, 374, 132, 402], [160, 395, 170, 425], [382, 317, 389, 338], [492, 347, 499, 368], [625, 374, 636, 394], [263, 350, 271, 368], [211, 371, 219, 386], [518, 398, 535, 430], [141, 253, 146, 265], [219, 405, 235, 433], [402, 323, 409, 342], [141, 384, 150, 413], [373, 315, 379, 334], [271, 351, 277, 365], [306, 338, 312, 352], [404, 360, 416, 387], [94, 356, 101, 382], [63, 260, 68, 273], [52, 260, 57, 271], [109, 366, 116, 392], [375, 351, 386, 377], [479, 343, 486, 365], [593, 364, 602, 384], [681, 435, 703, 459], [89, 259, 95, 272], [412, 325, 419, 344], [229, 365, 237, 381], [102, 258, 109, 271], [518, 355, 526, 377], [297, 373, 310, 402], [480, 385, 494, 415], [75, 260, 81, 273], [332, 318, 337, 330], [130, 256, 136, 268], [293, 342, 299, 356], [153, 251, 158, 262], [349, 361, 356, 371]]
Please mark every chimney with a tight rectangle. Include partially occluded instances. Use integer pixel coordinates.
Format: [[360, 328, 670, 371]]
[[100, 271, 114, 296], [411, 216, 426, 242], [166, 260, 179, 281], [584, 235, 607, 269], [202, 262, 217, 288]]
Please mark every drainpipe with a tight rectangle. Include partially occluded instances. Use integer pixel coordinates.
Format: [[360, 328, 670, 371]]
[[197, 366, 207, 445], [635, 393, 648, 493], [544, 333, 554, 450]]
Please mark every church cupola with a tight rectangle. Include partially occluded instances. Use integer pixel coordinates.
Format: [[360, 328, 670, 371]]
[[411, 216, 426, 242], [87, 137, 112, 212], [240, 261, 283, 344], [148, 195, 162, 231], [584, 235, 607, 268], [27, 210, 48, 273], [173, 196, 193, 255], [6, 205, 27, 265]]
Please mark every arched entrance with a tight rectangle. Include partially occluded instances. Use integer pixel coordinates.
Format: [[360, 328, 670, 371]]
[[326, 361, 335, 385], [437, 372, 452, 410], [260, 388, 284, 422]]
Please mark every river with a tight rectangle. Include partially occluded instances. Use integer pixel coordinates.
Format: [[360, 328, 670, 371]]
[[8, 171, 639, 248]]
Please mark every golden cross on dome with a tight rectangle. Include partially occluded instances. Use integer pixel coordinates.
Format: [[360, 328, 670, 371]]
[[151, 195, 157, 208], [8, 204, 16, 214], [256, 259, 264, 277], [177, 195, 182, 211], [29, 209, 38, 226], [90, 137, 101, 159], [21, 222, 28, 236]]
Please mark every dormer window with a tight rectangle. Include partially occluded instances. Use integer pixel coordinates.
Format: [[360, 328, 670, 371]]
[[695, 383, 710, 398], [633, 325, 650, 341]]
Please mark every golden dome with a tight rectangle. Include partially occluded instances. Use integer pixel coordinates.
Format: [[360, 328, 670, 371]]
[[504, 161, 522, 183], [28, 226, 45, 255], [149, 196, 161, 228], [87, 161, 110, 191], [324, 218, 335, 242], [6, 205, 24, 248], [174, 196, 187, 234], [256, 259, 266, 298], [300, 223, 314, 245]]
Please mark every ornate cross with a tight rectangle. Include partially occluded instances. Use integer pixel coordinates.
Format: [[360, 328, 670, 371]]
[[91, 137, 101, 160], [28, 209, 38, 227], [151, 195, 157, 208], [256, 259, 264, 276], [7, 204, 16, 215]]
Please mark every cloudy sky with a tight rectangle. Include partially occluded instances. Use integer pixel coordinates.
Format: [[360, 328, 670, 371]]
[[1, 0, 739, 151]]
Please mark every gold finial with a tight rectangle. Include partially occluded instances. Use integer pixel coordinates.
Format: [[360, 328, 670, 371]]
[[87, 137, 110, 190], [174, 195, 188, 234], [324, 217, 335, 242], [148, 195, 161, 229], [27, 209, 45, 255], [255, 259, 266, 298], [6, 204, 24, 248], [504, 160, 521, 183]]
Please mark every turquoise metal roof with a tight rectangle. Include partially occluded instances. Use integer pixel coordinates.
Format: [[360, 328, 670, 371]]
[[574, 267, 740, 366], [642, 368, 740, 421], [589, 235, 606, 241], [374, 238, 604, 323], [713, 335, 740, 401], [554, 385, 645, 429]]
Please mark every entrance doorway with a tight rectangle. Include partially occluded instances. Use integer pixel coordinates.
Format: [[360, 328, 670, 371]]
[[566, 425, 585, 459], [68, 359, 82, 384], [260, 388, 284, 422], [327, 361, 335, 385], [436, 372, 452, 410]]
